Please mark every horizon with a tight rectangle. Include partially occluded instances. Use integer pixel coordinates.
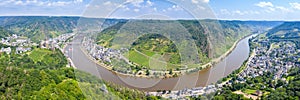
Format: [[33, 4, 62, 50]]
[[1, 0, 300, 21], [0, 15, 298, 22]]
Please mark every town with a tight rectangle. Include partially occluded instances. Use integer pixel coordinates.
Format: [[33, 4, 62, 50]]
[[82, 37, 127, 65], [0, 33, 75, 54], [148, 35, 300, 99], [238, 40, 299, 82]]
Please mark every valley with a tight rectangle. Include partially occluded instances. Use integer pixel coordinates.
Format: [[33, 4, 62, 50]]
[[0, 16, 299, 99]]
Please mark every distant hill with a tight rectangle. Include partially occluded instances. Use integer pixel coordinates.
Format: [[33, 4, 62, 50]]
[[0, 16, 283, 44], [241, 21, 283, 31], [266, 22, 300, 48], [0, 16, 123, 42], [0, 16, 79, 42], [267, 22, 300, 38], [0, 27, 12, 39]]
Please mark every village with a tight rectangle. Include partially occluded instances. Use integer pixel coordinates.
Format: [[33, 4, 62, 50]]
[[0, 33, 75, 54], [147, 36, 300, 99], [81, 37, 129, 65]]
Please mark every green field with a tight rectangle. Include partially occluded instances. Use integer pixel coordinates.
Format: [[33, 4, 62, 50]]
[[287, 76, 295, 81], [244, 89, 257, 94], [128, 49, 182, 70], [139, 49, 156, 57], [29, 48, 53, 62], [129, 50, 150, 67]]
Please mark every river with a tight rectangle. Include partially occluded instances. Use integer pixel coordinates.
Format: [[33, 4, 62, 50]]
[[65, 34, 256, 92]]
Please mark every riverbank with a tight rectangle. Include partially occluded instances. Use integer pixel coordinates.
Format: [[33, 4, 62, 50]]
[[78, 34, 255, 79], [150, 34, 258, 99], [211, 33, 255, 65]]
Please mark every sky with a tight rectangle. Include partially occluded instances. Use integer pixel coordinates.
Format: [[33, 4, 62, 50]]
[[1, 0, 300, 20]]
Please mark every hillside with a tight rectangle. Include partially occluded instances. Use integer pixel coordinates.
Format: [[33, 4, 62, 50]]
[[0, 27, 12, 39], [266, 22, 300, 48], [239, 21, 283, 32], [96, 20, 265, 71], [97, 20, 207, 70], [0, 45, 153, 99], [267, 22, 300, 38], [0, 16, 124, 42], [0, 16, 79, 42]]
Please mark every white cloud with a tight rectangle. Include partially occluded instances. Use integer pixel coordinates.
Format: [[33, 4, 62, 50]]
[[202, 0, 209, 3], [153, 7, 157, 11], [98, 1, 124, 11], [146, 0, 153, 6], [266, 7, 275, 12], [126, 0, 144, 7], [290, 2, 300, 10], [197, 5, 206, 10], [191, 0, 199, 4], [0, 0, 83, 7], [74, 0, 83, 3], [191, 0, 209, 4], [233, 10, 244, 15], [220, 9, 231, 15], [15, 1, 24, 5], [101, 0, 154, 13], [133, 9, 140, 12], [0, 0, 14, 6], [125, 0, 153, 8], [103, 1, 112, 6], [49, 1, 73, 7], [249, 11, 260, 14], [123, 7, 130, 11], [255, 2, 273, 8], [255, 1, 293, 13], [167, 5, 183, 11], [220, 9, 261, 16], [276, 6, 293, 12]]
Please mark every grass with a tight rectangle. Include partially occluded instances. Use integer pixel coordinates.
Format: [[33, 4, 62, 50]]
[[29, 48, 52, 62], [287, 76, 295, 81], [140, 49, 156, 57], [263, 91, 270, 96], [244, 89, 257, 94], [149, 54, 167, 70], [128, 49, 182, 70], [186, 64, 202, 68], [97, 34, 114, 47], [129, 50, 149, 67], [166, 63, 181, 69]]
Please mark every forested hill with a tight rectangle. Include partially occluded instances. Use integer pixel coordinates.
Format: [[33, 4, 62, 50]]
[[267, 22, 300, 38], [0, 16, 79, 42], [236, 21, 283, 32], [0, 27, 12, 38], [266, 22, 300, 48], [97, 19, 279, 61], [0, 46, 150, 99], [0, 16, 283, 44], [0, 16, 124, 42]]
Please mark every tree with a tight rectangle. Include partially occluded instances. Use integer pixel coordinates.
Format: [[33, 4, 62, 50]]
[[169, 69, 173, 75], [146, 69, 150, 76]]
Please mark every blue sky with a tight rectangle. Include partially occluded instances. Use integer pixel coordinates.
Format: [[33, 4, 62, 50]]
[[1, 0, 300, 20]]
